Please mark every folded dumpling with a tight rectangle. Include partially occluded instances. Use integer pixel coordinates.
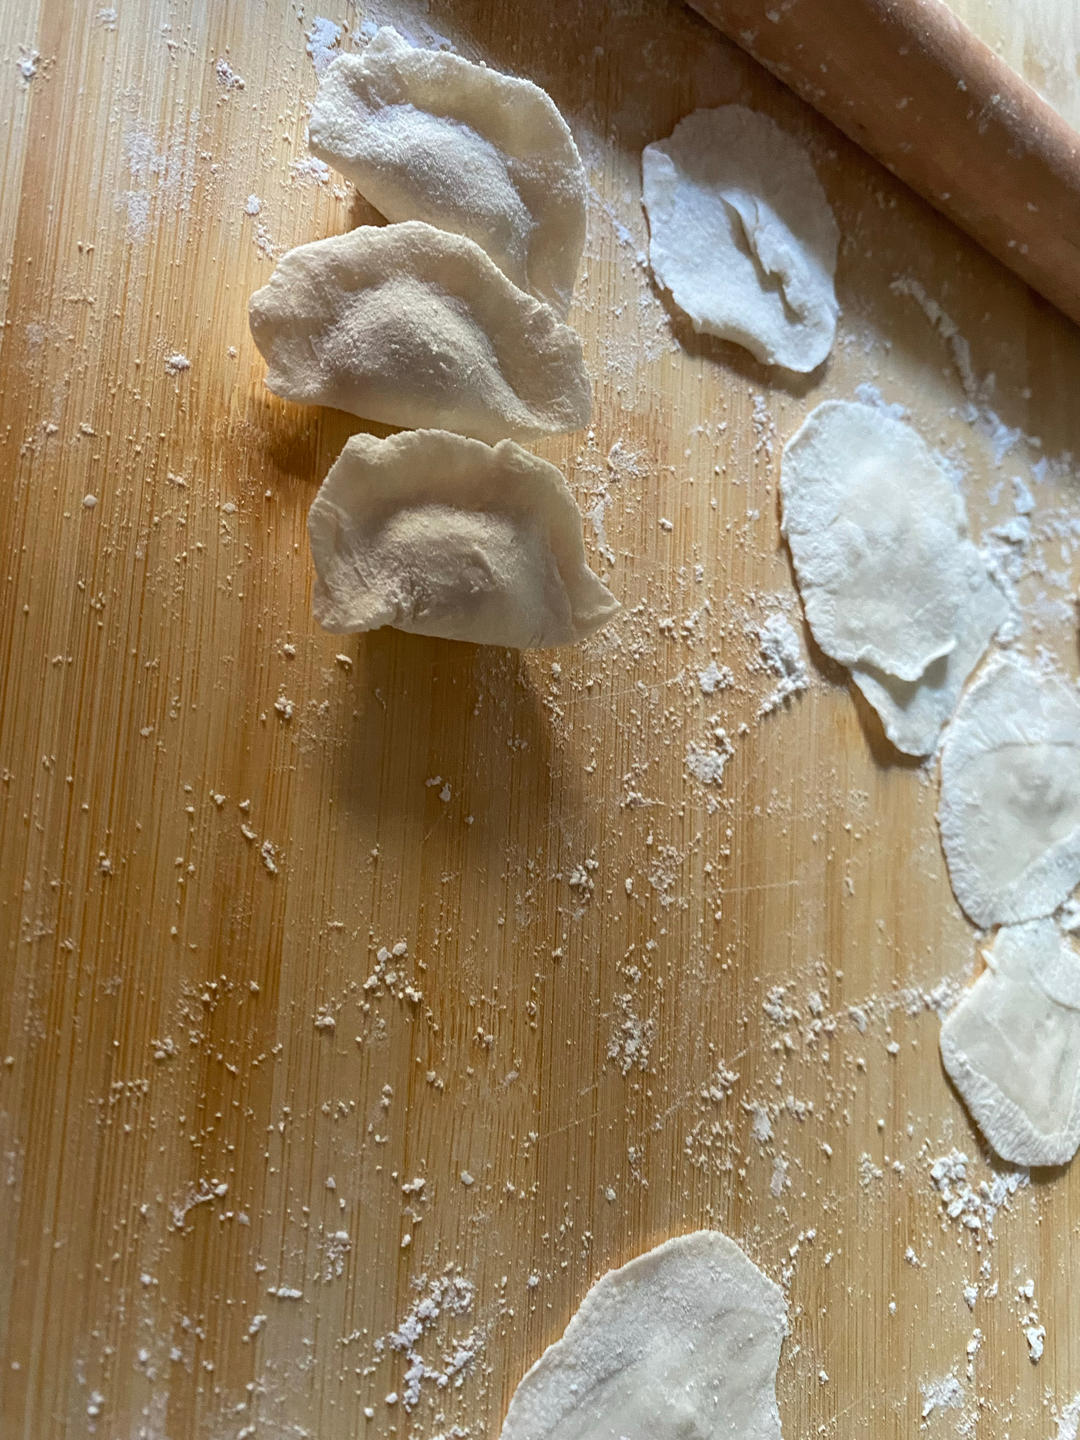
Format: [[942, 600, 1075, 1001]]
[[307, 429, 619, 649], [309, 27, 587, 316], [249, 221, 591, 444]]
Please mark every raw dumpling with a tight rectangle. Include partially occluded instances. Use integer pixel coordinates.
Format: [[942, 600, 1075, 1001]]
[[642, 106, 838, 372], [849, 551, 1009, 757], [499, 1230, 786, 1440], [248, 221, 591, 444], [782, 401, 977, 683], [938, 654, 1080, 926], [309, 27, 587, 315], [307, 429, 618, 649], [940, 920, 1080, 1167]]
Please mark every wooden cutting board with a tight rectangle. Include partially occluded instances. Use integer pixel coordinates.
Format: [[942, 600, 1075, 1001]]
[[1, 2, 1078, 1436]]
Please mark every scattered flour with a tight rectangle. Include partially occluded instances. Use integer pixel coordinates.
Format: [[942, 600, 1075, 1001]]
[[18, 47, 40, 83], [920, 1372, 963, 1421], [1056, 1395, 1080, 1440], [756, 613, 809, 715], [214, 57, 245, 89], [379, 1273, 479, 1412], [306, 17, 343, 74], [685, 735, 733, 786]]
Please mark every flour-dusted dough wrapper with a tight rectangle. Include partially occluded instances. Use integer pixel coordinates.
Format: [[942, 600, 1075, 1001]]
[[307, 430, 618, 649], [309, 28, 587, 316], [642, 105, 839, 372], [940, 921, 1080, 1167], [782, 400, 973, 683], [850, 547, 1009, 757], [938, 655, 1080, 926], [248, 222, 591, 444], [499, 1231, 786, 1440]]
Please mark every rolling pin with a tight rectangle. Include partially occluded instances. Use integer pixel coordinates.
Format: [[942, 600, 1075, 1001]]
[[687, 0, 1080, 330]]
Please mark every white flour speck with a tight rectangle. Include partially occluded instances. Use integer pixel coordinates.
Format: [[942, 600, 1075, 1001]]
[[306, 17, 342, 74]]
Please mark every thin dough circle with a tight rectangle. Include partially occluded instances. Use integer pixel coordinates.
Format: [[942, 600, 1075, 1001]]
[[940, 921, 1080, 1167], [642, 105, 838, 372], [498, 1231, 786, 1440], [938, 654, 1080, 927], [781, 401, 973, 683]]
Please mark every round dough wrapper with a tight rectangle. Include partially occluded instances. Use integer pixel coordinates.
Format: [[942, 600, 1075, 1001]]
[[499, 1230, 786, 1440], [938, 654, 1080, 926], [309, 27, 587, 316], [642, 105, 838, 372], [940, 921, 1080, 1167], [850, 543, 1009, 757], [248, 221, 591, 444], [307, 429, 618, 649], [782, 400, 973, 683]]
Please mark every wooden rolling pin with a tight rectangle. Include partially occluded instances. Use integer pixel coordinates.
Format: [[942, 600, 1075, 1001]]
[[687, 0, 1080, 330]]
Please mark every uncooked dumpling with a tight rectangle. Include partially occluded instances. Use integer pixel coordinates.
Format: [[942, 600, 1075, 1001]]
[[782, 401, 974, 683], [309, 28, 587, 316], [849, 549, 1009, 757], [307, 429, 618, 649], [940, 921, 1080, 1166], [498, 1231, 787, 1440], [938, 654, 1080, 926], [642, 106, 838, 372], [248, 221, 590, 443]]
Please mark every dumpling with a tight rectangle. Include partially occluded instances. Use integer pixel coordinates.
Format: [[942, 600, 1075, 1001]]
[[248, 221, 591, 444], [307, 429, 619, 649], [308, 27, 587, 316]]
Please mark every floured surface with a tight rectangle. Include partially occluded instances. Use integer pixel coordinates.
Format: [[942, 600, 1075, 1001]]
[[499, 1231, 786, 1440], [938, 655, 1080, 925], [309, 27, 587, 315], [2, 2, 1080, 1439], [642, 106, 838, 372], [307, 430, 617, 647], [248, 221, 590, 442], [940, 921, 1080, 1166]]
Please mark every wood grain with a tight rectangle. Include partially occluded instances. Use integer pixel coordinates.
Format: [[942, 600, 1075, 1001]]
[[0, 2, 1078, 1438]]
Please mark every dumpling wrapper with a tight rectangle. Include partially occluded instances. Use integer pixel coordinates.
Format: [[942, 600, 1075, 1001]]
[[781, 400, 973, 683], [498, 1231, 786, 1440], [938, 654, 1080, 926], [940, 920, 1080, 1167], [309, 27, 587, 316], [850, 545, 1009, 756], [642, 105, 838, 372], [248, 221, 590, 444], [307, 429, 618, 649]]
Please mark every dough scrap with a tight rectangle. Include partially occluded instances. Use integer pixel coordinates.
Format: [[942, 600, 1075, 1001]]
[[642, 106, 838, 372], [781, 400, 975, 683], [940, 920, 1080, 1166], [938, 654, 1080, 926], [248, 221, 590, 443], [307, 429, 618, 648], [498, 1230, 787, 1440], [309, 27, 587, 316], [850, 545, 1009, 756]]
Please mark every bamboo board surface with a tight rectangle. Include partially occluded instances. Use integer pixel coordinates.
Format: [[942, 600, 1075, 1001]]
[[1, 2, 1079, 1437]]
